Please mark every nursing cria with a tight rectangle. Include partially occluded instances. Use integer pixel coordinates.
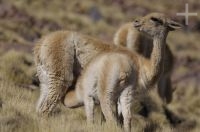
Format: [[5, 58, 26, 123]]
[[67, 52, 138, 132]]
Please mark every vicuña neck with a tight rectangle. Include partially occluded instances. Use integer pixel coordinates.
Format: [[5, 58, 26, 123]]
[[145, 33, 166, 86]]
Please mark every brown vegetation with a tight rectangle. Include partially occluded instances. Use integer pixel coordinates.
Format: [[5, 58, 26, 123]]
[[0, 0, 199, 132]]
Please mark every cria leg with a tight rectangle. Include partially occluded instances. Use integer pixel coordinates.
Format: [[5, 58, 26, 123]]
[[117, 99, 124, 126], [100, 111, 106, 124], [84, 96, 95, 123], [120, 86, 133, 132], [99, 96, 118, 125]]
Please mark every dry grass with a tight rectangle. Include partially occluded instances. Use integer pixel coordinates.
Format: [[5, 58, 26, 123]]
[[0, 50, 35, 85], [0, 78, 199, 132], [0, 81, 135, 132]]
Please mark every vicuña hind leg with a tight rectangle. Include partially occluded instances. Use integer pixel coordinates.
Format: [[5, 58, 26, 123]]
[[84, 96, 95, 123], [38, 77, 65, 115], [36, 65, 49, 113], [120, 86, 133, 132], [37, 52, 75, 115], [99, 95, 118, 125], [36, 83, 48, 112], [117, 99, 124, 126]]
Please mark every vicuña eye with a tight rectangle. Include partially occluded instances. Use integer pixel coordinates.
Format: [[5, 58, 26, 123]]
[[150, 17, 163, 25]]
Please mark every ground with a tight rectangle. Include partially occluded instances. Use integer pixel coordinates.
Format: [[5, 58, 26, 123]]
[[0, 0, 200, 132]]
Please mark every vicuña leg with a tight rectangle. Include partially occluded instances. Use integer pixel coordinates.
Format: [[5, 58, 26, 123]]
[[84, 96, 95, 123], [38, 77, 65, 115], [99, 95, 118, 125], [158, 75, 173, 103], [36, 83, 48, 112], [120, 85, 133, 132]]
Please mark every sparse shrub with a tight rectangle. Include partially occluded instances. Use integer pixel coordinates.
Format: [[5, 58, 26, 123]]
[[0, 50, 35, 86]]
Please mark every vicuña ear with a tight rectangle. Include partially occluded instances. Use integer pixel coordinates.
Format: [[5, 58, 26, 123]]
[[167, 20, 182, 31]]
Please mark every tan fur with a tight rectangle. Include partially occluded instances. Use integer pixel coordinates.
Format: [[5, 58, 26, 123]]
[[64, 14, 180, 131], [34, 30, 137, 115], [136, 13, 181, 91], [63, 90, 83, 108], [114, 22, 174, 103], [63, 13, 181, 106], [34, 13, 181, 116], [70, 52, 138, 132]]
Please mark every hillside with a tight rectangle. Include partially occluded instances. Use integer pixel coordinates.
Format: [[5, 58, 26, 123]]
[[0, 0, 199, 132]]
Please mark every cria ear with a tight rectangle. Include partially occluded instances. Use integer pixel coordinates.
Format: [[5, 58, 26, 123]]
[[167, 20, 182, 31]]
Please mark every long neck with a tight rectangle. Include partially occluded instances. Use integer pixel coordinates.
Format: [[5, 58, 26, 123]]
[[141, 33, 167, 87], [150, 34, 166, 81]]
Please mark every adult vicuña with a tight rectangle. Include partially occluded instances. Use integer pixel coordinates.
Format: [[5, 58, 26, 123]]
[[34, 13, 181, 115], [34, 31, 131, 115], [65, 52, 139, 132], [114, 20, 174, 103]]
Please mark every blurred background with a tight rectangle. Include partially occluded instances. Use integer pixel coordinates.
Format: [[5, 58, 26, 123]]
[[0, 0, 199, 132]]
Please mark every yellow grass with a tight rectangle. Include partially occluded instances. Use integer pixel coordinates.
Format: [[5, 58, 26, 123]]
[[0, 75, 199, 132], [0, 0, 199, 131]]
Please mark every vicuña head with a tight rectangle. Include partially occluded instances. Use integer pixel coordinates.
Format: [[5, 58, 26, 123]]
[[133, 13, 182, 87], [133, 13, 182, 38], [113, 13, 180, 103]]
